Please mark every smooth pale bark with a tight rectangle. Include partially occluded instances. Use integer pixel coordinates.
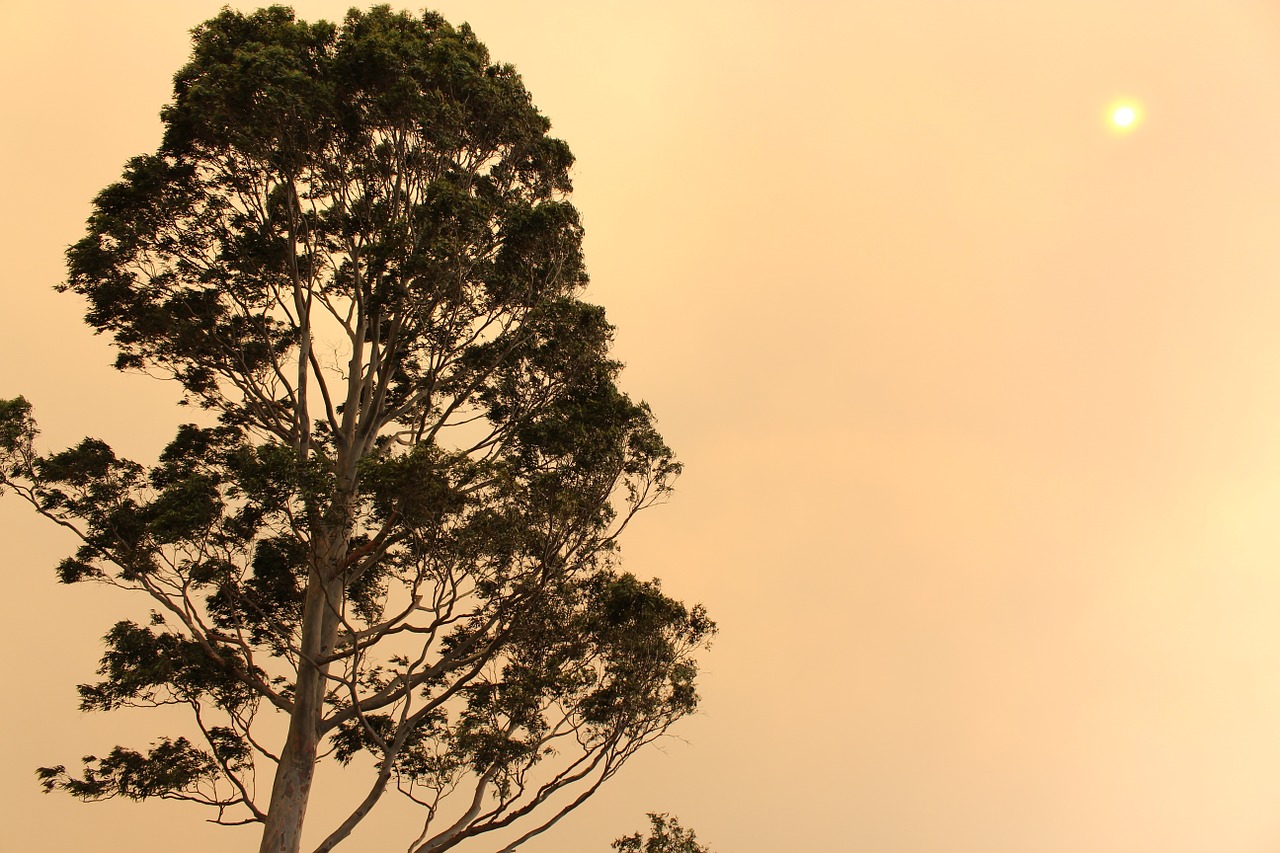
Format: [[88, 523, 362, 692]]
[[259, 527, 348, 853]]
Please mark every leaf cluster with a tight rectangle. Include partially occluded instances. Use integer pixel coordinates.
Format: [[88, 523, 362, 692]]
[[613, 813, 716, 853]]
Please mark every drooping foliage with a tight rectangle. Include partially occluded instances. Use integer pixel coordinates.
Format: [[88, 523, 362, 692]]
[[0, 7, 712, 853]]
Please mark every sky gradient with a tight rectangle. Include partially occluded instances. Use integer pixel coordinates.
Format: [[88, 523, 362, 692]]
[[5, 2, 1280, 851]]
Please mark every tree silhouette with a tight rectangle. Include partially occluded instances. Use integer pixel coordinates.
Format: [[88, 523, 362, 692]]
[[0, 7, 712, 853]]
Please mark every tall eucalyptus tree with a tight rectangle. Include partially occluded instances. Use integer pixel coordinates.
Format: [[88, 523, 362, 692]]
[[0, 7, 711, 853]]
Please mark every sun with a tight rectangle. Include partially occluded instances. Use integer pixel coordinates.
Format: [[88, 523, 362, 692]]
[[1107, 100, 1143, 134]]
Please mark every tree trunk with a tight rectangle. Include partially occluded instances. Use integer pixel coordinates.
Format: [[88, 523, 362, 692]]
[[259, 539, 345, 853]]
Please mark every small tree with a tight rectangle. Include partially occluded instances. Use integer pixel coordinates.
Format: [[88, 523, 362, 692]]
[[612, 814, 715, 853], [0, 7, 712, 853]]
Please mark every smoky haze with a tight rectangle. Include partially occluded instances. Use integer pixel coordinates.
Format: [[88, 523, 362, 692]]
[[5, 2, 1280, 851]]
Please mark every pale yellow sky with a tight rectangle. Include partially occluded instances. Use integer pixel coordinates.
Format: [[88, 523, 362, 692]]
[[6, 2, 1280, 851]]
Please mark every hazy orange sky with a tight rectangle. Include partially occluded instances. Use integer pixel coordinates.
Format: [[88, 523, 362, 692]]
[[6, 2, 1280, 851]]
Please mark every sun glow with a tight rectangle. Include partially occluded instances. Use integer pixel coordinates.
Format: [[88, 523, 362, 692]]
[[1107, 100, 1143, 134]]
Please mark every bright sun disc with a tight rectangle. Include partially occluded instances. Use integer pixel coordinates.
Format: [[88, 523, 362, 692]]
[[1108, 101, 1142, 133]]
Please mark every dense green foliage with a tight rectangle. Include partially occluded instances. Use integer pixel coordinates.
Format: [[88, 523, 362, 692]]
[[0, 7, 712, 852]]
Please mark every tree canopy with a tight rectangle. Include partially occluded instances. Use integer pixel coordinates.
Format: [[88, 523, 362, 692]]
[[0, 7, 712, 853]]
